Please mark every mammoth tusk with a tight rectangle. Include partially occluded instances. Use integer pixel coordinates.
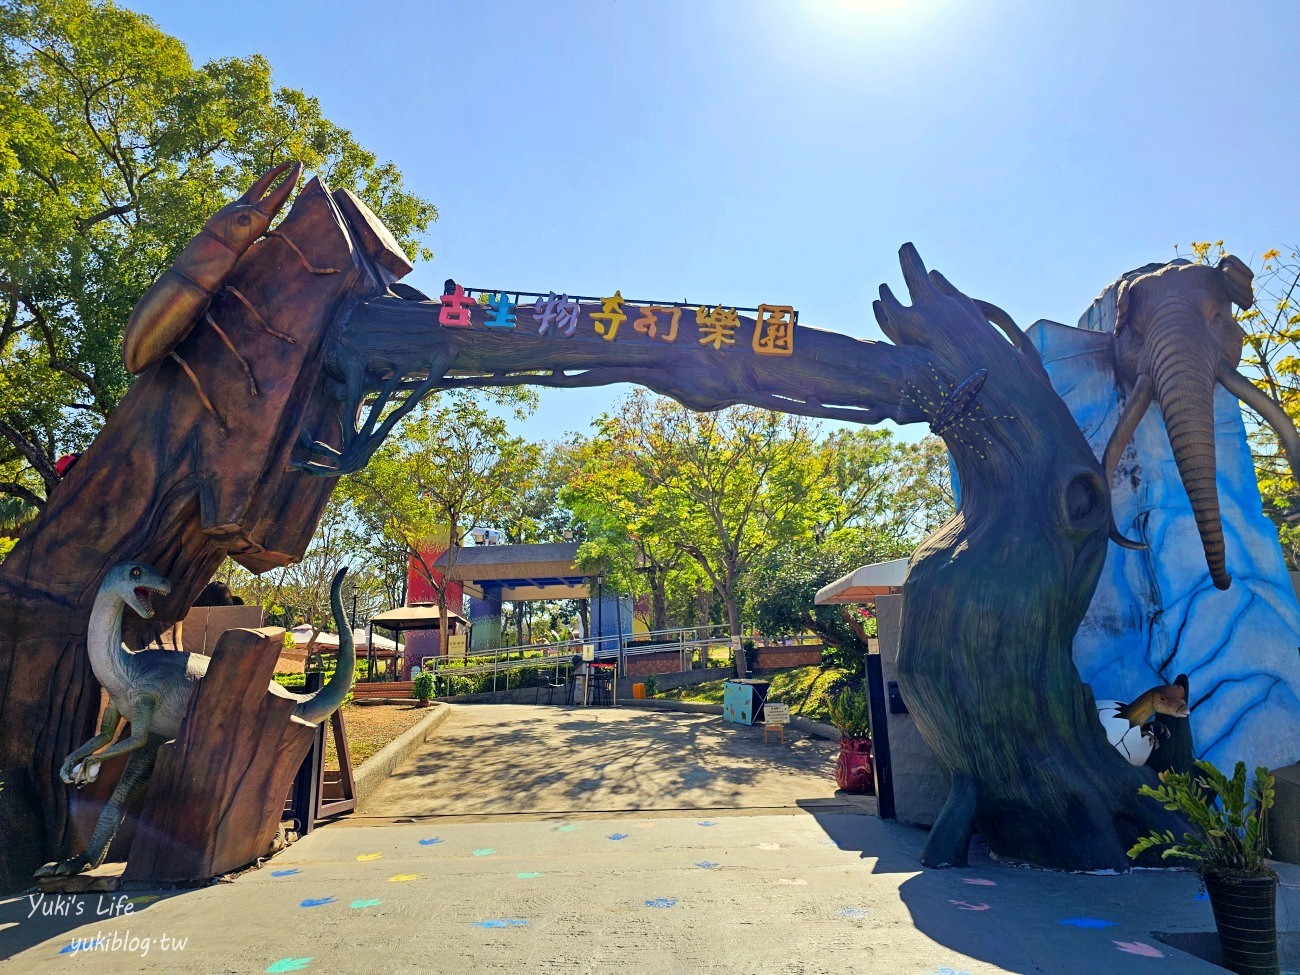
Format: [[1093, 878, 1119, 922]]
[[1218, 367, 1300, 484], [1102, 373, 1153, 550]]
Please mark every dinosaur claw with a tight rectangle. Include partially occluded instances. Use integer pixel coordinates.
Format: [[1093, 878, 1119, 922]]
[[35, 855, 90, 878]]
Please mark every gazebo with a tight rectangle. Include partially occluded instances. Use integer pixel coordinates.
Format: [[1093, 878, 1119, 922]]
[[365, 604, 470, 680]]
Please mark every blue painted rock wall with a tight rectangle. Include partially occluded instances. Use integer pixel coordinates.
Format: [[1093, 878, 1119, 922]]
[[1027, 278, 1300, 774]]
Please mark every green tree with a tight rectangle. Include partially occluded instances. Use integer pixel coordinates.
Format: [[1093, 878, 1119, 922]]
[[341, 391, 542, 656], [0, 0, 437, 512], [567, 391, 835, 677], [748, 431, 954, 666]]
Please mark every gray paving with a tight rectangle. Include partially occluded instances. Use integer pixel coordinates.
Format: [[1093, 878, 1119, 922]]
[[0, 703, 1297, 974], [356, 703, 851, 820]]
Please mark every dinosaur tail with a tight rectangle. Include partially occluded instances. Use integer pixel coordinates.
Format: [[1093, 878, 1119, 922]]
[[293, 567, 354, 725]]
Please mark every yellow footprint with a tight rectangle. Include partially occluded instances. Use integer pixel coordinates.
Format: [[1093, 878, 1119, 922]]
[[356, 853, 384, 862], [388, 873, 422, 883]]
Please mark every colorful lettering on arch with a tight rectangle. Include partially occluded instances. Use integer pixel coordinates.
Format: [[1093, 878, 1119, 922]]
[[534, 292, 581, 336], [753, 304, 795, 356], [592, 291, 627, 342], [483, 291, 517, 328], [696, 305, 740, 350], [632, 305, 680, 343], [439, 283, 475, 328]]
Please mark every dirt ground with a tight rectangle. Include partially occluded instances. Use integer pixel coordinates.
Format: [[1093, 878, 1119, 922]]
[[324, 702, 431, 770]]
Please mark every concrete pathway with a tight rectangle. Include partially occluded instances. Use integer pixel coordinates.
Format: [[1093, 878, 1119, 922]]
[[355, 703, 853, 821], [1, 704, 1296, 974]]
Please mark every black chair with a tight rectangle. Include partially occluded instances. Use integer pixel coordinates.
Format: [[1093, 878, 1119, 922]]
[[590, 665, 614, 706], [536, 662, 569, 705]]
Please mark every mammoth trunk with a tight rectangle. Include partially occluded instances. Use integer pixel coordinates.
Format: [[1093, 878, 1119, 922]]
[[1146, 326, 1230, 590]]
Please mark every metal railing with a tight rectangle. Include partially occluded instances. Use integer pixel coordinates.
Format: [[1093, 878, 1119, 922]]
[[420, 624, 737, 697]]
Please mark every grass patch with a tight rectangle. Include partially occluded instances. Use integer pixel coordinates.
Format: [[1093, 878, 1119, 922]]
[[660, 665, 851, 723]]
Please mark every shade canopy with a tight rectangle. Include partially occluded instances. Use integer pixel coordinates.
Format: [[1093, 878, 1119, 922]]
[[368, 603, 469, 632], [815, 557, 909, 605]]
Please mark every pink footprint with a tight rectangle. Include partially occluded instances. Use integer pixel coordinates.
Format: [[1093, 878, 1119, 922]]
[[949, 900, 991, 911], [1113, 941, 1163, 958], [962, 878, 996, 886]]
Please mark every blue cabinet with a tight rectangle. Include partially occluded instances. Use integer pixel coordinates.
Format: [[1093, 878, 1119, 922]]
[[723, 679, 770, 726]]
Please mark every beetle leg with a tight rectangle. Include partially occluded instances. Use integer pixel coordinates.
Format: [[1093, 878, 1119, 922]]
[[204, 312, 258, 396], [225, 286, 297, 344], [266, 230, 342, 275], [170, 352, 228, 436]]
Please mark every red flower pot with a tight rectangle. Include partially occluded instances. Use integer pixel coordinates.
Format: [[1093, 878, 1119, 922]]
[[835, 737, 874, 793]]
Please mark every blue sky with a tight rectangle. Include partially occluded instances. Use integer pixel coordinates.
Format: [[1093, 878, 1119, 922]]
[[123, 0, 1300, 443]]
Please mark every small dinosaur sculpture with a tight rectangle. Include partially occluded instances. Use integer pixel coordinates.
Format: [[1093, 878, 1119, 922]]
[[1114, 674, 1190, 728], [36, 561, 354, 877]]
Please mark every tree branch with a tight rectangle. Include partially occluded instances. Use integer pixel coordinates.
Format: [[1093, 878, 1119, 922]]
[[0, 480, 45, 510], [0, 417, 58, 491]]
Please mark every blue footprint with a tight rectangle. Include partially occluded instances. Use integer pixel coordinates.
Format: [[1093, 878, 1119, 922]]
[[1058, 917, 1115, 929], [607, 833, 629, 841], [645, 897, 677, 908], [695, 862, 719, 870], [418, 838, 443, 846], [299, 897, 335, 908], [271, 869, 301, 877], [472, 918, 529, 928]]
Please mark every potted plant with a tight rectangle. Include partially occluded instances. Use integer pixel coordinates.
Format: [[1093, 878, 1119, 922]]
[[644, 675, 658, 698], [412, 670, 436, 706], [827, 687, 873, 794], [1128, 761, 1278, 975]]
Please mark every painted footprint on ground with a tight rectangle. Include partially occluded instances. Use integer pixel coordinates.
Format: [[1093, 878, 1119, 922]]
[[695, 862, 719, 870], [350, 899, 383, 909], [472, 848, 496, 857], [948, 901, 990, 912], [516, 872, 544, 879], [962, 878, 996, 887], [645, 898, 677, 909], [838, 907, 869, 920], [418, 838, 443, 846], [388, 874, 421, 882], [270, 869, 300, 877], [472, 918, 529, 928], [607, 833, 629, 841], [1113, 941, 1163, 958], [266, 959, 313, 973], [1059, 918, 1115, 929], [355, 853, 383, 862], [299, 897, 335, 908]]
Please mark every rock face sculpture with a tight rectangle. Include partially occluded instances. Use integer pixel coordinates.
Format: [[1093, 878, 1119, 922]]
[[1031, 267, 1300, 777]]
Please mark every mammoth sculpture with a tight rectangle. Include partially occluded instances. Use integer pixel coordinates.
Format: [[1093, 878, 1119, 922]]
[[1102, 255, 1300, 589]]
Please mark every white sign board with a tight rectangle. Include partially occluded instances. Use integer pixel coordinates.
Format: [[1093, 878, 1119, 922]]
[[763, 703, 790, 725], [582, 644, 595, 661], [448, 634, 467, 655]]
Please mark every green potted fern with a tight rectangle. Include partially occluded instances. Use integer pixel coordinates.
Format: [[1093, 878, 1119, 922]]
[[412, 670, 436, 706], [1128, 761, 1278, 975], [827, 687, 873, 794]]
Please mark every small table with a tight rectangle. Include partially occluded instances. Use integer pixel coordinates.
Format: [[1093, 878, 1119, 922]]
[[578, 661, 618, 706]]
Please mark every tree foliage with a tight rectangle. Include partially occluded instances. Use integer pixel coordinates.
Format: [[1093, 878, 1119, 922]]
[[564, 390, 837, 676], [0, 0, 437, 513], [340, 390, 541, 654], [747, 431, 953, 667]]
